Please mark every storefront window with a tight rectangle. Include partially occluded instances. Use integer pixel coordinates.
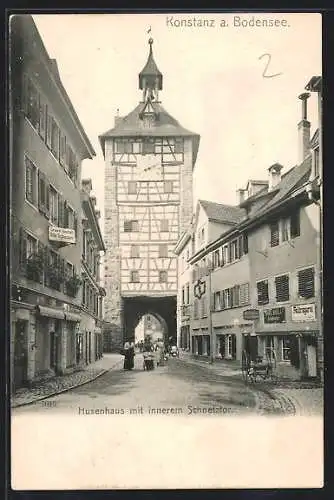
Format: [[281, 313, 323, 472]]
[[281, 337, 291, 361]]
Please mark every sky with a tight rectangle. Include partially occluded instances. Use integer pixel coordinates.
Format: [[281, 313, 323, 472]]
[[33, 13, 322, 238]]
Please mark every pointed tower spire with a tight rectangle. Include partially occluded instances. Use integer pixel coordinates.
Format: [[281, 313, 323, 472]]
[[139, 37, 163, 101]]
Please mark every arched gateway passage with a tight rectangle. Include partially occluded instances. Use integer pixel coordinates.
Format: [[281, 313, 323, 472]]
[[123, 296, 176, 347]]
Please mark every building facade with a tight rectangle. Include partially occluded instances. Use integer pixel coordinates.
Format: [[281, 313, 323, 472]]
[[79, 179, 106, 366], [175, 91, 322, 380], [10, 15, 96, 389], [99, 38, 200, 347], [174, 229, 193, 350]]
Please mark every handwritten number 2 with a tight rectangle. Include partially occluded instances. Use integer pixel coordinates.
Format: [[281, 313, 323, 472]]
[[259, 53, 282, 78]]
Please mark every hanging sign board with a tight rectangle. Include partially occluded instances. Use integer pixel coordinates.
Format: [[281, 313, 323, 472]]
[[49, 226, 76, 244], [291, 303, 316, 322], [243, 309, 260, 321]]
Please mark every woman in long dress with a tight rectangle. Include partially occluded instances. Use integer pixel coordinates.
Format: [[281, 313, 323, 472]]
[[123, 341, 135, 370]]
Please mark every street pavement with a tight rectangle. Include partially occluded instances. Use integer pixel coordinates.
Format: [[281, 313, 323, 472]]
[[12, 354, 293, 417]]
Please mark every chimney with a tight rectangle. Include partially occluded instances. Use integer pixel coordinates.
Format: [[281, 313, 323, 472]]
[[236, 188, 246, 205], [114, 108, 122, 127], [81, 178, 92, 195], [298, 92, 311, 163], [268, 163, 283, 191]]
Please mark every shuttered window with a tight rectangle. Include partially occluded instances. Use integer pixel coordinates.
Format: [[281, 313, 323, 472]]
[[298, 267, 315, 299], [231, 285, 240, 307], [174, 138, 184, 154], [128, 181, 137, 194], [26, 78, 39, 129], [124, 220, 139, 232], [25, 156, 37, 205], [130, 245, 139, 258], [224, 288, 231, 308], [239, 283, 250, 305], [213, 250, 220, 268], [39, 97, 46, 140], [275, 274, 290, 302], [51, 118, 60, 158], [130, 270, 140, 283], [38, 171, 50, 217], [142, 139, 155, 154], [270, 221, 280, 247], [257, 280, 269, 305], [282, 218, 289, 242], [159, 245, 168, 258], [164, 181, 173, 194], [290, 210, 300, 239], [159, 270, 168, 283], [243, 233, 248, 254], [50, 186, 58, 225], [214, 291, 221, 311], [160, 219, 169, 232]]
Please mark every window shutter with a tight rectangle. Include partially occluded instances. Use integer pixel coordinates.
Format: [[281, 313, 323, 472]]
[[45, 182, 50, 217], [19, 227, 27, 266], [238, 236, 243, 258], [74, 213, 78, 236], [243, 233, 248, 254], [46, 111, 52, 149], [63, 200, 68, 228], [58, 195, 64, 227], [39, 96, 46, 140], [228, 243, 232, 263], [38, 171, 46, 213]]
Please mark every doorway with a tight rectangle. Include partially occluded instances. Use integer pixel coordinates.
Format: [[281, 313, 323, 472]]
[[14, 320, 28, 389], [306, 336, 317, 378]]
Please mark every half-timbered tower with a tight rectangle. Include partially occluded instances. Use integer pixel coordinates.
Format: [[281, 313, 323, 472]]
[[99, 38, 200, 346]]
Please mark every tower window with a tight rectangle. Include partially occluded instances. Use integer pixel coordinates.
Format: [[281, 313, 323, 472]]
[[130, 245, 140, 258], [115, 140, 133, 154], [163, 181, 173, 194], [174, 138, 184, 154], [128, 181, 138, 194], [142, 139, 155, 154], [159, 245, 168, 258], [124, 220, 139, 232], [130, 270, 140, 283], [159, 270, 168, 283], [160, 219, 169, 232]]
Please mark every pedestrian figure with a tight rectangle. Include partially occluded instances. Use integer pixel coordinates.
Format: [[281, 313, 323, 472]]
[[123, 340, 135, 370]]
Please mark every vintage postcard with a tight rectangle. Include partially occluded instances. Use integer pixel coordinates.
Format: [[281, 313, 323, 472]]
[[10, 12, 323, 490]]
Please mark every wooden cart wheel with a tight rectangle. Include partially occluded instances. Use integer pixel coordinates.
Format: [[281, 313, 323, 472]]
[[241, 350, 250, 383]]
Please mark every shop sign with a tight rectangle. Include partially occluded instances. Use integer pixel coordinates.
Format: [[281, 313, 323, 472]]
[[243, 309, 260, 321], [263, 307, 286, 324], [49, 226, 76, 244], [291, 303, 316, 322]]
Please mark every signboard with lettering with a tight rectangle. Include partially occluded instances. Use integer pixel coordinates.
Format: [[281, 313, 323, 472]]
[[291, 303, 316, 322], [49, 226, 76, 244], [243, 309, 260, 321], [263, 307, 286, 324]]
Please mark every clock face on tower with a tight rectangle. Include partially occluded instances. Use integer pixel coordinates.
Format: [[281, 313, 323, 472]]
[[136, 153, 163, 180]]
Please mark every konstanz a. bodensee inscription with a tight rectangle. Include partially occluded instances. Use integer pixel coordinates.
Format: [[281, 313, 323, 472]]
[[166, 16, 290, 29]]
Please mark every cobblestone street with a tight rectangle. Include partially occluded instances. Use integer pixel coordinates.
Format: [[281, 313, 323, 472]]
[[11, 353, 317, 417]]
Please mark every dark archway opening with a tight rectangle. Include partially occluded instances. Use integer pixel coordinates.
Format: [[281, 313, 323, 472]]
[[123, 296, 176, 348]]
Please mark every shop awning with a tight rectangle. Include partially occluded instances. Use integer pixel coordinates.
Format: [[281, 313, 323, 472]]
[[36, 305, 65, 320], [65, 312, 81, 322]]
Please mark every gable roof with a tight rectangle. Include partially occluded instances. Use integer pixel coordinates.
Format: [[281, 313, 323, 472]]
[[99, 102, 200, 164], [199, 199, 247, 225], [251, 155, 312, 219]]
